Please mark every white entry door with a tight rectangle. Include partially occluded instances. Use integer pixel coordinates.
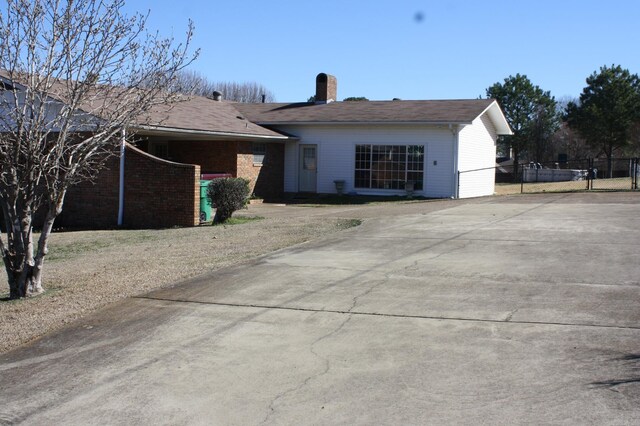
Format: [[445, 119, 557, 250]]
[[299, 145, 317, 192]]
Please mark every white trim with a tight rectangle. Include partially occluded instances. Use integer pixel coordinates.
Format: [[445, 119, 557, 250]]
[[450, 124, 460, 199], [131, 125, 290, 141], [252, 120, 473, 127], [117, 129, 126, 226], [478, 100, 513, 135]]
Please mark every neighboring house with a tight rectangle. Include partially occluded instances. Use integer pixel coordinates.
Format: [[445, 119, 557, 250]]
[[236, 73, 512, 199]]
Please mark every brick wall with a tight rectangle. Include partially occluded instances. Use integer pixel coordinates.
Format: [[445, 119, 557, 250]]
[[254, 143, 285, 201], [169, 139, 284, 201], [236, 141, 257, 193], [167, 140, 237, 175], [122, 145, 199, 228], [59, 144, 199, 229], [59, 158, 120, 229], [235, 141, 284, 201], [59, 138, 285, 229]]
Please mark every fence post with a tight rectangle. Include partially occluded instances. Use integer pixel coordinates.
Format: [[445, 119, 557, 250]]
[[520, 164, 524, 194]]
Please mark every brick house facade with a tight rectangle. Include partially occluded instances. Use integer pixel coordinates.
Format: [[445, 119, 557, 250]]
[[60, 138, 285, 229], [135, 138, 285, 201], [57, 94, 290, 229]]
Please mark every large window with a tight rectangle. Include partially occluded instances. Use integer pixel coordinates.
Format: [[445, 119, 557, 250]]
[[354, 145, 424, 190]]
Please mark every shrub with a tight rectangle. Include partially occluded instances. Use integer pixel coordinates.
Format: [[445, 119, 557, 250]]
[[206, 178, 250, 224]]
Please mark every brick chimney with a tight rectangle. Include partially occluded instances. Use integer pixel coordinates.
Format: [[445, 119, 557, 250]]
[[315, 73, 337, 103]]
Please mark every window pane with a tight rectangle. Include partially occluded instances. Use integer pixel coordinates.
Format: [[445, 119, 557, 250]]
[[253, 143, 266, 164], [354, 144, 424, 190]]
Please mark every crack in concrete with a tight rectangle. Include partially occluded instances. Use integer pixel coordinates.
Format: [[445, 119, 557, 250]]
[[259, 314, 353, 425], [504, 308, 519, 322], [135, 296, 640, 331], [347, 274, 392, 313]]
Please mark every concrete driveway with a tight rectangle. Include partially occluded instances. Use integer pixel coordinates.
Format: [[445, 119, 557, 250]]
[[1, 193, 639, 425]]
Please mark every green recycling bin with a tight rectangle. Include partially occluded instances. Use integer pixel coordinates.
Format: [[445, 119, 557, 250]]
[[200, 180, 212, 223]]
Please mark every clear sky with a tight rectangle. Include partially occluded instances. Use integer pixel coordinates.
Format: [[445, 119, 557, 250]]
[[123, 0, 640, 102]]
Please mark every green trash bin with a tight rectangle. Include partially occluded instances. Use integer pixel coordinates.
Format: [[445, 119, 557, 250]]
[[200, 180, 212, 223]]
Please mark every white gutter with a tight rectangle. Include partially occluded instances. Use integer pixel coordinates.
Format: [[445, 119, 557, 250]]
[[117, 128, 126, 226], [132, 125, 291, 140], [450, 124, 460, 199], [251, 120, 474, 127]]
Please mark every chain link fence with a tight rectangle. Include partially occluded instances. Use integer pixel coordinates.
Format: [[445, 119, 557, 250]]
[[459, 158, 639, 196]]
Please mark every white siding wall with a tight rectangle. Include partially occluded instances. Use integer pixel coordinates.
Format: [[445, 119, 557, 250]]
[[278, 124, 456, 198], [457, 113, 498, 198]]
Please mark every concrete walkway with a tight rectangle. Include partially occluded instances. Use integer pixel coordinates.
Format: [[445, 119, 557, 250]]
[[1, 193, 639, 425]]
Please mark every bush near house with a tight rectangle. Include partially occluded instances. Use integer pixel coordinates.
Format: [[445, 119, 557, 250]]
[[207, 178, 250, 224]]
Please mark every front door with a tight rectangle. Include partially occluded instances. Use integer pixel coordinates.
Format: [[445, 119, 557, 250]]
[[299, 145, 317, 192]]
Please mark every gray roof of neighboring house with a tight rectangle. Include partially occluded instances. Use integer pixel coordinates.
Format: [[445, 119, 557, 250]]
[[234, 99, 512, 135]]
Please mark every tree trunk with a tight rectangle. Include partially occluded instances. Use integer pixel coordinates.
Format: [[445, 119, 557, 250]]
[[30, 206, 60, 294], [2, 204, 29, 299], [3, 198, 61, 298], [606, 143, 614, 179], [5, 256, 24, 299], [512, 148, 520, 183]]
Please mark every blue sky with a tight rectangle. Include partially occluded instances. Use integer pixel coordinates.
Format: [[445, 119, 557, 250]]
[[124, 0, 640, 102]]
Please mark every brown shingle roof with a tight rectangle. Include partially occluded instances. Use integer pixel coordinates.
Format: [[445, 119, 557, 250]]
[[0, 70, 286, 139], [234, 99, 497, 125], [140, 96, 286, 138]]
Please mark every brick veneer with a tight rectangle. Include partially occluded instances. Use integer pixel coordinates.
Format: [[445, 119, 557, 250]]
[[253, 143, 284, 201], [167, 140, 238, 176], [167, 139, 284, 201], [122, 145, 199, 228], [58, 138, 284, 229], [59, 144, 199, 229]]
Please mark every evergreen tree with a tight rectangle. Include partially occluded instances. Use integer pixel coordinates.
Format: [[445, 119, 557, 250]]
[[486, 74, 559, 173], [565, 65, 640, 177]]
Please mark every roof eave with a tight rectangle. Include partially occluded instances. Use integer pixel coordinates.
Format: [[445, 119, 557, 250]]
[[250, 120, 475, 127], [130, 124, 295, 141], [480, 100, 513, 135]]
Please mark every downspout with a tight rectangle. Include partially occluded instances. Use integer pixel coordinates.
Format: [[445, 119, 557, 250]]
[[117, 128, 126, 226], [450, 124, 460, 198]]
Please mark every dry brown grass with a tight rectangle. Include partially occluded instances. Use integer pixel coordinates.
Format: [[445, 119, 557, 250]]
[[0, 214, 359, 354], [495, 178, 633, 196]]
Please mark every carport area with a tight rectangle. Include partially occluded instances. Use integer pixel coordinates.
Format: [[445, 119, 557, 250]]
[[1, 193, 639, 424]]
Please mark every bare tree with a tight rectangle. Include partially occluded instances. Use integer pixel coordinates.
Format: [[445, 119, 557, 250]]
[[171, 70, 276, 102], [0, 0, 197, 299], [168, 69, 217, 96]]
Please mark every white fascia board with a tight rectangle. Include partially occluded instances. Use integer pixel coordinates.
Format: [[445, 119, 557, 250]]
[[251, 121, 474, 127], [479, 101, 513, 135]]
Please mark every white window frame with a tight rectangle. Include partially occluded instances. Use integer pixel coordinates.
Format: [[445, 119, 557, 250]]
[[253, 143, 266, 165]]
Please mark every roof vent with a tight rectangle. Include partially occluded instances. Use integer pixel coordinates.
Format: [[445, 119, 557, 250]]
[[212, 91, 223, 101], [315, 73, 337, 104]]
